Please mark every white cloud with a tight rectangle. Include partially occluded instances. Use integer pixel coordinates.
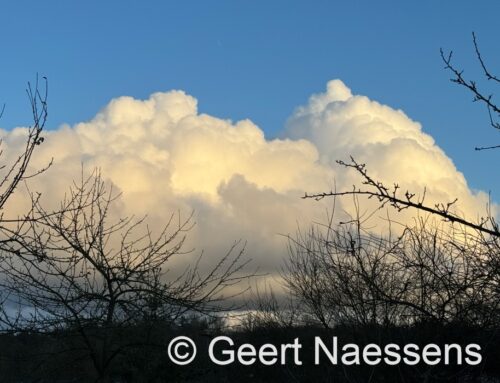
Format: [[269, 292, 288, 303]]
[[286, 79, 494, 224], [1, 80, 494, 282]]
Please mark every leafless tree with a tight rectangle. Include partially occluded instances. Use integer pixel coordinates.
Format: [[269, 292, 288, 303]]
[[0, 170, 251, 381], [284, 210, 499, 329], [0, 75, 50, 213]]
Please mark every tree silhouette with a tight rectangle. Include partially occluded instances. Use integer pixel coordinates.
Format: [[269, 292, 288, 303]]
[[441, 32, 499, 151], [284, 212, 499, 328], [0, 170, 251, 382], [0, 75, 50, 213]]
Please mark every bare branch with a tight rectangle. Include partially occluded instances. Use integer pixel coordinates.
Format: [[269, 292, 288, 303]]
[[303, 157, 499, 237]]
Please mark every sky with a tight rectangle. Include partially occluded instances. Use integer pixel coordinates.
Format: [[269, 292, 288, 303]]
[[0, 1, 498, 197], [0, 1, 498, 283]]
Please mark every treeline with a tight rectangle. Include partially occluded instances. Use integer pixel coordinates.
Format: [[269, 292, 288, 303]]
[[0, 318, 498, 382], [0, 201, 498, 382]]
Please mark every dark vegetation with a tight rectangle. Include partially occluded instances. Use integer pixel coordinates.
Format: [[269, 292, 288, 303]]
[[0, 317, 498, 382], [0, 34, 497, 382]]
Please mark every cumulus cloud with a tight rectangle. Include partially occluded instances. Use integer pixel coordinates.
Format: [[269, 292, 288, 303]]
[[286, 80, 494, 224], [0, 80, 494, 282]]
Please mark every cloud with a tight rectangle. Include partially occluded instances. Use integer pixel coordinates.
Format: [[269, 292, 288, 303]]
[[1, 80, 494, 283], [2, 90, 332, 276], [286, 79, 494, 224]]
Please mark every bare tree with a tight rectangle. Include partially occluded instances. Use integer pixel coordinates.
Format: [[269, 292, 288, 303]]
[[0, 170, 251, 382], [0, 75, 50, 213], [284, 210, 499, 329]]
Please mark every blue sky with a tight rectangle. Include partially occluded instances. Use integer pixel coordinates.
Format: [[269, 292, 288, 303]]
[[0, 0, 498, 200]]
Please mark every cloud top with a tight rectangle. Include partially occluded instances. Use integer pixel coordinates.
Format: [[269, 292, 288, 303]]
[[1, 80, 494, 277]]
